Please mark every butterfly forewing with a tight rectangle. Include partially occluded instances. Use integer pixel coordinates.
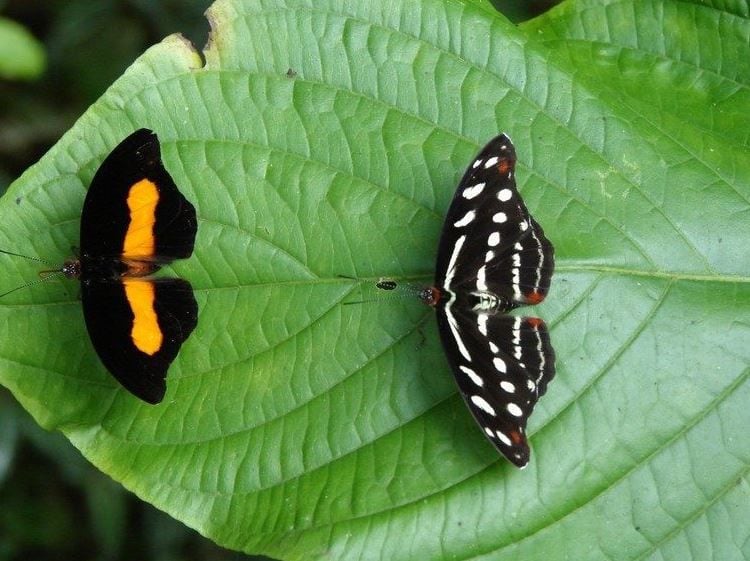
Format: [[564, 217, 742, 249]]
[[436, 135, 554, 309], [80, 129, 197, 261], [431, 134, 556, 467]]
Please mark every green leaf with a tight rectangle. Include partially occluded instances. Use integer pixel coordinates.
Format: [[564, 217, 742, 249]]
[[0, 16, 46, 80], [1, 0, 749, 560]]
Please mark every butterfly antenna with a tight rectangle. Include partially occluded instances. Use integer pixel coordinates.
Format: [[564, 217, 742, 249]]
[[0, 249, 64, 299], [0, 271, 65, 298], [0, 248, 56, 267]]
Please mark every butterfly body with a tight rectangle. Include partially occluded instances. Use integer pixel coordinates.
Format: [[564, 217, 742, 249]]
[[426, 134, 555, 468], [68, 255, 157, 283]]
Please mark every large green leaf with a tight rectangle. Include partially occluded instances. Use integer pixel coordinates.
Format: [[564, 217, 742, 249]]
[[1, 0, 748, 559]]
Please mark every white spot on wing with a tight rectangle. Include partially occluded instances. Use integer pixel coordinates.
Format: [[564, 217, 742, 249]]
[[512, 253, 521, 300], [471, 395, 497, 416], [498, 188, 512, 202], [443, 235, 472, 362], [495, 430, 512, 447], [476, 266, 488, 292], [512, 316, 523, 360], [493, 212, 507, 223], [445, 308, 471, 363], [484, 156, 499, 169], [507, 403, 523, 417], [532, 321, 546, 385], [528, 221, 546, 297], [500, 381, 516, 393], [462, 182, 486, 199], [485, 250, 495, 263], [488, 232, 500, 247], [444, 235, 466, 290], [460, 365, 484, 387], [493, 357, 507, 373], [477, 313, 488, 336], [453, 210, 476, 228]]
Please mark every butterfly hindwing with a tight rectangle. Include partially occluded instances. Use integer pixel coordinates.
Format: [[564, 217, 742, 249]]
[[436, 303, 555, 467], [81, 278, 197, 404]]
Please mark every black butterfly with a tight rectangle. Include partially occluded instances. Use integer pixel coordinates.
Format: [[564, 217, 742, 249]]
[[1, 129, 197, 404], [420, 134, 555, 468]]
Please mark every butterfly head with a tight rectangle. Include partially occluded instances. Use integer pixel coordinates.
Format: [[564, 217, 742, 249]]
[[61, 259, 81, 279], [418, 286, 441, 307]]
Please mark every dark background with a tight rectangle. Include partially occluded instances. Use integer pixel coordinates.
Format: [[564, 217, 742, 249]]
[[0, 1, 557, 559]]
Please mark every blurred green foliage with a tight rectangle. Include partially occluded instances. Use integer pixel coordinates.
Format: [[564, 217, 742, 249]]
[[0, 0, 557, 559], [0, 393, 264, 561], [0, 17, 45, 81], [0, 0, 210, 197]]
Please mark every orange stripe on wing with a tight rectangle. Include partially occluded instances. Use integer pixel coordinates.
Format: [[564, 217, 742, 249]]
[[123, 279, 163, 355], [123, 178, 158, 257]]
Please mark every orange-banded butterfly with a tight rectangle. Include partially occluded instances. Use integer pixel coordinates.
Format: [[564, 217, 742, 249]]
[[2, 129, 198, 403]]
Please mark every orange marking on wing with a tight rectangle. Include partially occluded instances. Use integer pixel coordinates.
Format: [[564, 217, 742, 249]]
[[123, 179, 158, 258], [525, 317, 544, 329], [524, 290, 545, 304], [509, 430, 524, 446], [497, 159, 512, 175], [123, 279, 162, 355]]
